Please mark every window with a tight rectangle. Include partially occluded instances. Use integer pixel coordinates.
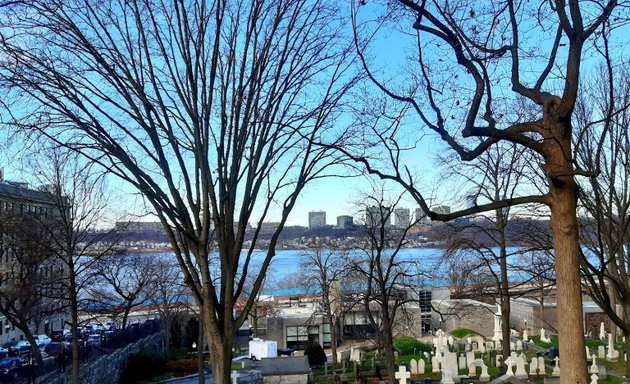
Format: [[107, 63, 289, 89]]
[[286, 326, 309, 350], [419, 290, 432, 312]]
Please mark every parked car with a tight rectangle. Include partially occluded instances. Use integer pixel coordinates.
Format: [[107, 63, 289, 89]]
[[0, 357, 26, 381], [1, 341, 31, 356], [42, 342, 70, 359], [34, 334, 51, 346], [49, 330, 69, 342]]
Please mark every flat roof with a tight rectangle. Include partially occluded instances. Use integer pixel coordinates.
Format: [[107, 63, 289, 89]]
[[260, 356, 311, 376]]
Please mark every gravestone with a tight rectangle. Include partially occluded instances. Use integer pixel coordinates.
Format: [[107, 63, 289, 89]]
[[410, 359, 418, 375], [431, 356, 441, 373], [505, 356, 514, 376], [496, 354, 503, 368], [598, 364, 607, 379], [606, 333, 617, 361], [590, 373, 598, 384], [458, 354, 467, 370], [552, 357, 560, 376], [599, 322, 606, 340], [479, 364, 490, 382], [418, 359, 425, 375], [394, 366, 411, 384], [231, 370, 241, 384], [529, 356, 538, 375], [516, 340, 523, 351], [537, 356, 545, 375], [590, 355, 599, 374], [466, 352, 475, 366], [523, 329, 528, 342], [441, 369, 455, 384], [468, 362, 477, 376], [598, 345, 605, 359], [514, 355, 528, 379]]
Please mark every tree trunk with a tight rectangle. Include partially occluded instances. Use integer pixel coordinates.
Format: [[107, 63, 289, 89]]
[[70, 280, 80, 384], [548, 152, 588, 383], [381, 320, 396, 383], [330, 315, 338, 365], [206, 317, 233, 384], [197, 320, 205, 384], [500, 297, 511, 359]]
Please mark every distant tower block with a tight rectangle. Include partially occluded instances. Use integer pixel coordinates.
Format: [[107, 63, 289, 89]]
[[336, 215, 353, 229], [308, 211, 326, 229], [393, 208, 410, 228]]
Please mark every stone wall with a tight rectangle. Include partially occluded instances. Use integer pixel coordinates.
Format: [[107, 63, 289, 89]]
[[44, 331, 165, 384]]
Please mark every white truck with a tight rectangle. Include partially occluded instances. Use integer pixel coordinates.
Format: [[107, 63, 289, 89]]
[[248, 338, 277, 360]]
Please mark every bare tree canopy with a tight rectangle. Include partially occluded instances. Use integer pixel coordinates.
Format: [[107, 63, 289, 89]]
[[340, 1, 628, 381], [578, 66, 630, 375], [0, 1, 358, 381]]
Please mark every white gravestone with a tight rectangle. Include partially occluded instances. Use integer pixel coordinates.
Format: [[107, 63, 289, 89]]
[[540, 328, 551, 343], [468, 362, 477, 376], [479, 364, 491, 382], [591, 373, 599, 384], [441, 369, 455, 384], [514, 356, 528, 379], [552, 357, 560, 376], [607, 333, 617, 361], [410, 359, 418, 375], [466, 352, 475, 366], [600, 322, 606, 340], [458, 354, 467, 370], [418, 359, 425, 375], [516, 340, 523, 351], [493, 304, 503, 341], [590, 355, 599, 374], [231, 371, 241, 384], [523, 329, 528, 342], [529, 356, 538, 375], [505, 357, 514, 376], [431, 356, 441, 373], [598, 345, 606, 359], [395, 365, 411, 384], [538, 356, 546, 375]]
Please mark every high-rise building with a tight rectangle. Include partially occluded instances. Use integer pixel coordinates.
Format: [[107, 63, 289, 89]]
[[308, 211, 326, 229], [414, 208, 429, 225], [393, 208, 410, 228], [434, 205, 451, 215], [336, 215, 353, 229], [365, 205, 390, 228]]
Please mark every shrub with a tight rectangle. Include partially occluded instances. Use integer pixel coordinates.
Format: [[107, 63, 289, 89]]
[[394, 336, 432, 355], [304, 343, 327, 366], [166, 358, 198, 375], [119, 348, 166, 384]]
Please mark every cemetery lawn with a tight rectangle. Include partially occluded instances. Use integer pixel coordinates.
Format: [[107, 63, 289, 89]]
[[449, 328, 481, 338]]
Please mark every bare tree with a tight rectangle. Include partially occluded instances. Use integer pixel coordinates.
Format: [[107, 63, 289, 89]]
[[147, 255, 190, 356], [88, 253, 158, 330], [29, 149, 123, 384], [299, 244, 350, 364], [442, 144, 555, 357], [577, 65, 630, 375], [336, 2, 625, 380], [348, 190, 422, 381], [0, 1, 357, 381]]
